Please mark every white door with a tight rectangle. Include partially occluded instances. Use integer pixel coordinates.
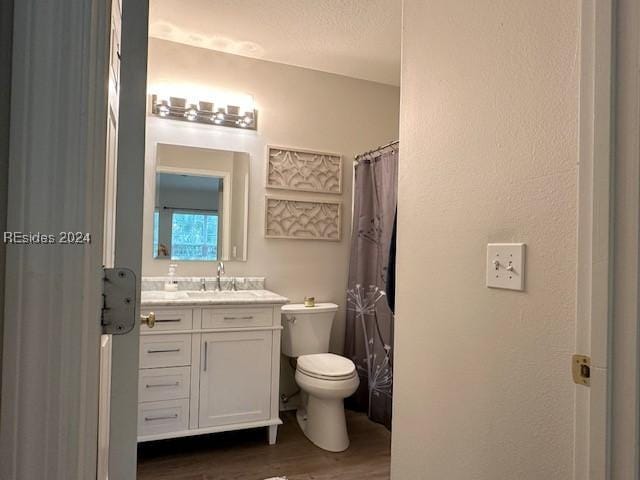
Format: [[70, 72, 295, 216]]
[[0, 0, 146, 478], [199, 331, 273, 428]]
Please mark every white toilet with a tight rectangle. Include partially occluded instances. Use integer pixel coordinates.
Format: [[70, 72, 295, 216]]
[[281, 303, 359, 452]]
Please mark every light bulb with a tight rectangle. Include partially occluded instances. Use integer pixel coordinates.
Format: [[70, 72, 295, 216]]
[[184, 105, 198, 121], [156, 98, 170, 117]]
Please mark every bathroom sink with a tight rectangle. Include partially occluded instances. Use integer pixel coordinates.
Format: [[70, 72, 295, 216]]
[[140, 288, 285, 306], [185, 290, 258, 299], [141, 291, 188, 300]]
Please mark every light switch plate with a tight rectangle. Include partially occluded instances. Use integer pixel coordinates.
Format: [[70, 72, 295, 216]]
[[486, 243, 526, 291]]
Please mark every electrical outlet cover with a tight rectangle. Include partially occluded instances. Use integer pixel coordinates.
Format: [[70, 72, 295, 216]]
[[486, 243, 526, 291]]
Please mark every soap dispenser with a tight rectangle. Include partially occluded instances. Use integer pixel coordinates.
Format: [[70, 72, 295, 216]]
[[164, 263, 179, 291]]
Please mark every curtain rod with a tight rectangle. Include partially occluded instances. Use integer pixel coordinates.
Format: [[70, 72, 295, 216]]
[[355, 140, 399, 161], [162, 206, 219, 213]]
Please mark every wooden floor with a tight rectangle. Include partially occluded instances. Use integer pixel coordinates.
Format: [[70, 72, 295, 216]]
[[137, 410, 391, 480]]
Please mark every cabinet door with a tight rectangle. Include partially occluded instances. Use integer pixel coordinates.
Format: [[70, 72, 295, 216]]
[[199, 331, 272, 428]]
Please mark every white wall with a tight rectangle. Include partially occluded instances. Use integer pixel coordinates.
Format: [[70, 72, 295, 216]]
[[144, 38, 400, 355], [392, 1, 579, 479]]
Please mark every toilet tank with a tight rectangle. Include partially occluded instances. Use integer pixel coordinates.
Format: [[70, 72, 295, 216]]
[[281, 303, 339, 357]]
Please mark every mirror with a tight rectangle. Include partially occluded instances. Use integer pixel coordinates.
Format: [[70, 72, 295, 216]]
[[153, 143, 250, 261]]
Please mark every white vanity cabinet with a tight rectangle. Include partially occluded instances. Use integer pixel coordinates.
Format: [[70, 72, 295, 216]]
[[199, 330, 273, 428], [137, 301, 284, 444]]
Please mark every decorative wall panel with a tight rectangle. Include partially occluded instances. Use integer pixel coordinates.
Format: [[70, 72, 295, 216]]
[[264, 196, 341, 241], [266, 146, 342, 194]]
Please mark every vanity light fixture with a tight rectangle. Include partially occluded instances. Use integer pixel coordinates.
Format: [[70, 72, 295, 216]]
[[151, 93, 258, 131]]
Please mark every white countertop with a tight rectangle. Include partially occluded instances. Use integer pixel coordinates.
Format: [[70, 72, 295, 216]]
[[140, 289, 289, 307]]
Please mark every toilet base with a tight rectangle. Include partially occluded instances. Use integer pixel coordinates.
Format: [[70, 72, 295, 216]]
[[296, 395, 350, 452], [296, 406, 308, 434], [292, 360, 359, 453]]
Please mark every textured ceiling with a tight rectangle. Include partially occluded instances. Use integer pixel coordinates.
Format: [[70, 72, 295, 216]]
[[149, 0, 402, 86]]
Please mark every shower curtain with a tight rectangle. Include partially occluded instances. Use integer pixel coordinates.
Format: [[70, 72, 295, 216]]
[[345, 146, 398, 429]]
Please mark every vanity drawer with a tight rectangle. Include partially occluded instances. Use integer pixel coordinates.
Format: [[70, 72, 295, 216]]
[[137, 399, 189, 437], [202, 306, 273, 329], [138, 366, 190, 402], [139, 334, 191, 369], [140, 308, 193, 331]]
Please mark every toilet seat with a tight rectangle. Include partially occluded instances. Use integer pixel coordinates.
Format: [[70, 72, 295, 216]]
[[297, 353, 357, 381]]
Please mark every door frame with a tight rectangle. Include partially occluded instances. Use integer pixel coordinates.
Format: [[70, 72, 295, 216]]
[[574, 1, 614, 478], [576, 0, 640, 479], [610, 0, 640, 477], [155, 164, 232, 260]]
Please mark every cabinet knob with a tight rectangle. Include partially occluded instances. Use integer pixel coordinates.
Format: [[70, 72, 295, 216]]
[[141, 312, 156, 328]]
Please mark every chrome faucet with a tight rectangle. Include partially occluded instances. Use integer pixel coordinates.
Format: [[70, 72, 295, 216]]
[[216, 262, 225, 291]]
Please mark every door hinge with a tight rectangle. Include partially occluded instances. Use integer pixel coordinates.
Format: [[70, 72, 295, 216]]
[[572, 354, 591, 386], [101, 267, 137, 335]]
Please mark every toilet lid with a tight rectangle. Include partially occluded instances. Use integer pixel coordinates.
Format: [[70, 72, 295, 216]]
[[297, 353, 356, 380], [281, 303, 339, 314]]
